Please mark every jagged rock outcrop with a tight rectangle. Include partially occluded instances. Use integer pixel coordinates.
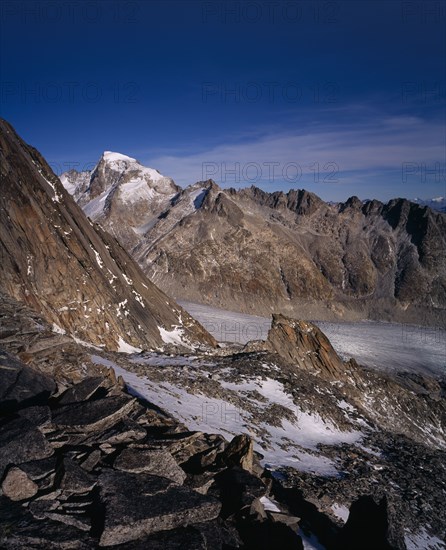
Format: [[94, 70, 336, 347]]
[[0, 119, 216, 352], [266, 314, 345, 380], [263, 313, 446, 450], [219, 434, 255, 473], [98, 471, 221, 546], [64, 156, 446, 324]]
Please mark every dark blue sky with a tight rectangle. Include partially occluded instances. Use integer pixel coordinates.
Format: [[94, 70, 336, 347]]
[[1, 0, 445, 201]]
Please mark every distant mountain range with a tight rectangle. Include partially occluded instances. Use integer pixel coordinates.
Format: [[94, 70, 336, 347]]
[[412, 196, 446, 213], [61, 153, 446, 326]]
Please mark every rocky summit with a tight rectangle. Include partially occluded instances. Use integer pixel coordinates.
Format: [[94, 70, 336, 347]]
[[63, 161, 446, 326]]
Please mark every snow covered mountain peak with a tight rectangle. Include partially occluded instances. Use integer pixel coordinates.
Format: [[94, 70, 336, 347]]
[[98, 151, 165, 185], [60, 152, 181, 248], [60, 152, 176, 203], [103, 151, 137, 162]]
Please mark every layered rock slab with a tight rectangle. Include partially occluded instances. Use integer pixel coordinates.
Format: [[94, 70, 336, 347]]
[[113, 448, 186, 484], [0, 349, 56, 412], [98, 470, 221, 546]]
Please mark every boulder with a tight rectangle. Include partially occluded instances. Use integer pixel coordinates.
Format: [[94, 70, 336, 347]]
[[28, 499, 91, 532], [51, 395, 136, 432], [219, 434, 254, 473], [0, 350, 56, 413], [0, 496, 92, 549], [102, 527, 205, 549], [18, 456, 57, 482], [2, 467, 39, 501], [181, 446, 220, 474], [18, 405, 51, 428], [238, 519, 304, 550], [148, 431, 210, 463], [57, 376, 109, 405], [184, 472, 216, 495], [80, 449, 102, 472], [212, 467, 266, 518], [94, 417, 147, 445], [98, 470, 221, 546], [0, 416, 53, 477], [334, 495, 406, 550], [60, 458, 97, 495], [113, 448, 186, 485]]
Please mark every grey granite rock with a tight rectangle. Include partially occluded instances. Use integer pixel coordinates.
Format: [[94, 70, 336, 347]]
[[51, 395, 136, 432], [0, 350, 56, 412], [18, 405, 51, 428], [212, 467, 266, 519], [94, 417, 147, 445], [98, 470, 221, 546], [80, 449, 102, 472], [0, 496, 92, 549], [58, 376, 110, 405], [220, 434, 254, 473], [60, 457, 97, 495], [1, 466, 39, 501], [114, 448, 186, 484], [18, 456, 57, 481], [0, 416, 53, 477]]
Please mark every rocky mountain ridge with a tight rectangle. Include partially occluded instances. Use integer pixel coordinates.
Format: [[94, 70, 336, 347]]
[[62, 160, 446, 326], [0, 119, 215, 352], [413, 196, 446, 213]]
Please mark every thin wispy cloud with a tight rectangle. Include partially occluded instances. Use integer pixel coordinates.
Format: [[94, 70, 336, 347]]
[[145, 112, 445, 200]]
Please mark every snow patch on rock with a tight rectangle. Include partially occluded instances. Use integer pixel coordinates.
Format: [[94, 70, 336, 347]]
[[117, 337, 142, 354]]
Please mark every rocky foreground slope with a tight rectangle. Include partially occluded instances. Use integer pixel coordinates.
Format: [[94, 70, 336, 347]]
[[0, 119, 215, 351], [0, 292, 445, 549], [63, 161, 446, 325]]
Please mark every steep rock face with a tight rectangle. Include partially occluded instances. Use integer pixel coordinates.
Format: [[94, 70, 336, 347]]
[[62, 160, 446, 325], [0, 119, 216, 351], [265, 315, 446, 450]]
